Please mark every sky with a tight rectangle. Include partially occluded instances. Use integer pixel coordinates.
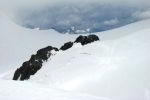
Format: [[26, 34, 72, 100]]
[[0, 0, 150, 18], [0, 0, 150, 33], [0, 0, 150, 12]]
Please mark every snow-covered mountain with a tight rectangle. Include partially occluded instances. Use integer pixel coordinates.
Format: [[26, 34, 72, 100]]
[[0, 12, 77, 73], [0, 10, 150, 100]]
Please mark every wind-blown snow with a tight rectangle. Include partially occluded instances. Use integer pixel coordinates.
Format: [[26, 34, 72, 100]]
[[0, 12, 77, 73], [1, 11, 150, 100], [0, 80, 109, 100], [23, 19, 150, 100]]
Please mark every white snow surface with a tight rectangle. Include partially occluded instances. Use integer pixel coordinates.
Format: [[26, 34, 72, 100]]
[[1, 12, 150, 100], [0, 79, 109, 100], [0, 12, 76, 73]]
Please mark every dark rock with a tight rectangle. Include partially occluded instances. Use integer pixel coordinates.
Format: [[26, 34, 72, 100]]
[[74, 34, 99, 45], [74, 35, 87, 44], [53, 47, 59, 51], [60, 41, 74, 51], [16, 61, 31, 80], [36, 46, 58, 61], [87, 34, 99, 42], [13, 68, 21, 80], [13, 46, 58, 81], [13, 35, 99, 81]]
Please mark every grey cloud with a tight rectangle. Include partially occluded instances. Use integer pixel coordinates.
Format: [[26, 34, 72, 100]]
[[0, 0, 150, 33]]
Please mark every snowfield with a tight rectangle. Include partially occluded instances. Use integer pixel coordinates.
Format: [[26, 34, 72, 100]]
[[0, 12, 76, 73], [0, 12, 150, 100], [0, 79, 109, 100]]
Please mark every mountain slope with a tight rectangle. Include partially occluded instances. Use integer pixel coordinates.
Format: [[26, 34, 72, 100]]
[[0, 12, 77, 73], [28, 20, 150, 100], [1, 12, 150, 100], [0, 79, 110, 100]]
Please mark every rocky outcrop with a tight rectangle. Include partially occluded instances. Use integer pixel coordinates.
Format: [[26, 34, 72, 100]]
[[60, 42, 74, 51], [74, 34, 99, 45], [36, 46, 59, 61], [13, 46, 58, 80], [13, 34, 99, 81]]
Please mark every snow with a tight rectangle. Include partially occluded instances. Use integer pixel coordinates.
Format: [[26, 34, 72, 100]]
[[29, 19, 150, 100], [0, 79, 109, 100], [0, 12, 77, 73], [1, 11, 150, 100]]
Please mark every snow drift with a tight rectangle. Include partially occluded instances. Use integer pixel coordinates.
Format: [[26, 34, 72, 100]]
[[0, 80, 109, 100], [0, 12, 77, 73], [1, 10, 150, 100]]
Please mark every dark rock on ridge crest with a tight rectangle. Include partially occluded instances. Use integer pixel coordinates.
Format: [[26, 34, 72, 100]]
[[60, 42, 74, 51], [13, 46, 58, 80], [74, 34, 99, 45], [13, 34, 99, 81]]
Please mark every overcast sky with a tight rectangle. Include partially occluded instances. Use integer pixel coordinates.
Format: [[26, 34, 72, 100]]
[[0, 0, 150, 21], [0, 0, 150, 33], [0, 0, 150, 12]]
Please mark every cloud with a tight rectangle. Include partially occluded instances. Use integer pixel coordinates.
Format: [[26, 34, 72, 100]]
[[0, 0, 150, 11], [0, 0, 149, 18], [104, 18, 119, 25], [132, 10, 150, 20], [0, 0, 150, 33]]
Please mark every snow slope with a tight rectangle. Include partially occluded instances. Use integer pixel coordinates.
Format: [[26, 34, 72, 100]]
[[27, 20, 150, 100], [0, 12, 77, 73], [0, 79, 109, 100], [0, 12, 111, 100], [1, 12, 150, 100]]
